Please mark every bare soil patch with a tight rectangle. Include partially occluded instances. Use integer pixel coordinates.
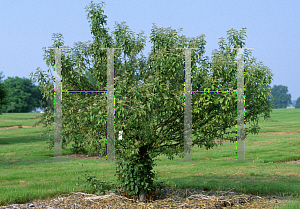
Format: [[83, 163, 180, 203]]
[[0, 125, 37, 130]]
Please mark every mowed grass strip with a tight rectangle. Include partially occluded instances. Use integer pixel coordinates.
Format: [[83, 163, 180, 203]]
[[0, 109, 299, 208]]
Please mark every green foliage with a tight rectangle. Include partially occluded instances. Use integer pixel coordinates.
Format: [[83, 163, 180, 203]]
[[268, 85, 292, 109], [69, 137, 89, 154], [113, 145, 159, 200], [75, 162, 169, 200], [0, 76, 47, 113], [76, 163, 118, 195], [29, 1, 274, 202], [0, 71, 9, 115], [295, 97, 300, 108]]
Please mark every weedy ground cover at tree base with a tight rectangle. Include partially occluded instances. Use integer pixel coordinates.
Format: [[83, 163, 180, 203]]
[[0, 108, 299, 208]]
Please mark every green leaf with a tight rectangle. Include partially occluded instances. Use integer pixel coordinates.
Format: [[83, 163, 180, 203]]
[[147, 102, 150, 111]]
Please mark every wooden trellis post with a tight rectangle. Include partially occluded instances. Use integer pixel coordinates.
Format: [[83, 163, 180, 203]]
[[45, 47, 124, 164], [174, 47, 253, 163]]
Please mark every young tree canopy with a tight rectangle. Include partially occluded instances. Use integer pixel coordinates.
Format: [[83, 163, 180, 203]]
[[30, 1, 274, 202]]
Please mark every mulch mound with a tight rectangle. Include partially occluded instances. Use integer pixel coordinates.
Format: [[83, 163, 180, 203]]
[[1, 186, 294, 209]]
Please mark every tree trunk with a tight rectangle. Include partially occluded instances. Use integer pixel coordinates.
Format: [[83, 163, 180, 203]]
[[138, 188, 147, 202]]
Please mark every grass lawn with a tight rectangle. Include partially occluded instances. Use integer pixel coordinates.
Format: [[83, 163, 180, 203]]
[[0, 108, 300, 208]]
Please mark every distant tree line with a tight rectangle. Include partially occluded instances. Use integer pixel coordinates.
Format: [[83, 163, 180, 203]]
[[265, 84, 300, 109], [0, 71, 299, 116], [0, 72, 52, 114]]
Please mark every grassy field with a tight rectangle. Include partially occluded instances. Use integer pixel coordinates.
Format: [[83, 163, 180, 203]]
[[0, 108, 300, 208]]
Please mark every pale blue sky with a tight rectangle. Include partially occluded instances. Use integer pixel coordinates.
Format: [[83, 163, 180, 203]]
[[1, 0, 299, 112]]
